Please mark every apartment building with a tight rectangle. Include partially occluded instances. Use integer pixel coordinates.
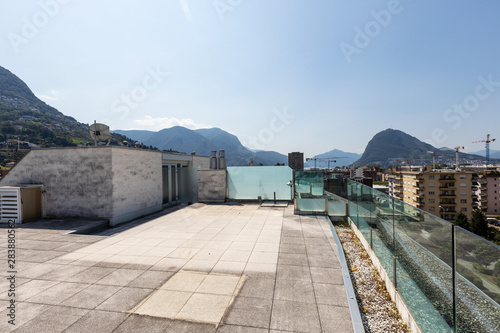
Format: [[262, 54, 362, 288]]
[[389, 170, 476, 221], [474, 173, 500, 216]]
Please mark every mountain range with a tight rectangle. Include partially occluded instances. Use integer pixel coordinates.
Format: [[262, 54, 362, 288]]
[[353, 129, 488, 166], [0, 65, 132, 150], [0, 65, 495, 168], [114, 127, 288, 166]]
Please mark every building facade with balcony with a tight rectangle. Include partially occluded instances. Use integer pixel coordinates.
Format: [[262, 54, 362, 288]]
[[389, 170, 476, 221]]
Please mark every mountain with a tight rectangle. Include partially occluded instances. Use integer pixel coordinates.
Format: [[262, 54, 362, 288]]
[[115, 127, 288, 166], [304, 149, 361, 168], [354, 129, 485, 166], [470, 149, 500, 158], [0, 65, 141, 167]]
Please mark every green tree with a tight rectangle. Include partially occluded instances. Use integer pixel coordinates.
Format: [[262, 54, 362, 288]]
[[472, 243, 497, 267], [454, 212, 469, 230], [470, 209, 489, 238]]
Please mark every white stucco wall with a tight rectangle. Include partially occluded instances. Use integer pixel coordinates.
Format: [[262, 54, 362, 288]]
[[0, 148, 113, 218], [111, 149, 162, 225], [198, 169, 226, 203], [192, 156, 210, 169]]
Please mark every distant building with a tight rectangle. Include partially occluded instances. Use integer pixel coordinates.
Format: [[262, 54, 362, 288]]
[[388, 169, 477, 221], [475, 173, 500, 216], [288, 152, 304, 171]]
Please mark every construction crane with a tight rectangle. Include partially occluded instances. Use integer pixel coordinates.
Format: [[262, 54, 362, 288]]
[[454, 146, 464, 170], [306, 156, 348, 169], [473, 134, 496, 165], [427, 151, 436, 170]]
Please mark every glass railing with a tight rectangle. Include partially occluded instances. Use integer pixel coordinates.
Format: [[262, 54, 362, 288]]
[[227, 166, 293, 200], [343, 179, 500, 333]]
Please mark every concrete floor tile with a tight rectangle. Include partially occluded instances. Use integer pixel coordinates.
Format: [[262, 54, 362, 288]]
[[177, 293, 232, 324], [212, 261, 246, 275], [26, 281, 88, 305], [95, 268, 144, 286], [62, 284, 121, 309], [248, 251, 278, 264], [204, 240, 232, 250], [151, 257, 188, 271], [196, 274, 241, 295], [313, 283, 349, 306], [270, 300, 321, 333], [168, 247, 201, 259], [279, 243, 307, 254], [224, 296, 272, 328], [318, 304, 354, 333], [274, 279, 316, 304], [17, 279, 59, 301], [160, 271, 207, 292], [253, 242, 280, 253], [0, 302, 51, 332], [277, 264, 312, 281], [66, 266, 116, 284], [121, 255, 162, 269], [128, 270, 174, 289], [167, 319, 217, 333], [183, 259, 217, 272], [220, 250, 251, 262], [310, 267, 344, 284], [280, 237, 305, 245], [244, 262, 277, 279], [217, 325, 268, 333], [142, 246, 176, 257], [278, 253, 309, 266], [228, 242, 255, 251], [64, 310, 129, 333], [36, 264, 88, 281], [14, 306, 90, 333], [97, 287, 153, 312], [115, 314, 172, 333], [135, 290, 191, 318], [238, 277, 275, 299], [192, 248, 225, 261]]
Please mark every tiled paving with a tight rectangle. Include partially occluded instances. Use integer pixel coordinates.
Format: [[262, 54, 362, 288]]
[[0, 204, 354, 332]]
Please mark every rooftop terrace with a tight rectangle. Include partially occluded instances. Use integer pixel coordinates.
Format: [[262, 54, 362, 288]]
[[0, 204, 356, 332]]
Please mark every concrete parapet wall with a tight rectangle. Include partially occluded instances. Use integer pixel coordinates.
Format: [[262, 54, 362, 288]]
[[198, 169, 226, 203]]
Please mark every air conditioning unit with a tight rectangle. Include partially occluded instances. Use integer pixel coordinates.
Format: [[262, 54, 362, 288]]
[[0, 185, 43, 224]]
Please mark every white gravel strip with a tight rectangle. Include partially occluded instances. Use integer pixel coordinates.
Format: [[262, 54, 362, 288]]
[[336, 225, 410, 333]]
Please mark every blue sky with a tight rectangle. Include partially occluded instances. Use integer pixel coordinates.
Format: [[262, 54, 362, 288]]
[[1, 0, 500, 158]]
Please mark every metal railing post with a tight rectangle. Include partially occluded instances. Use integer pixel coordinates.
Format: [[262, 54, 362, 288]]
[[452, 224, 457, 333]]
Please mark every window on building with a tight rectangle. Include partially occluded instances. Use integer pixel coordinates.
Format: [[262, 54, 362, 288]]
[[429, 206, 435, 211], [429, 182, 435, 187], [460, 199, 467, 204], [429, 199, 435, 203], [412, 182, 415, 186], [460, 175, 467, 179], [460, 183, 466, 187], [429, 175, 434, 179], [461, 207, 467, 212], [429, 191, 435, 195], [460, 191, 467, 195]]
